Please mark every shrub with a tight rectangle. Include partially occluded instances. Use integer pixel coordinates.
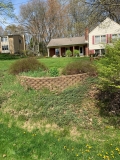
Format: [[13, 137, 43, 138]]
[[65, 50, 72, 57], [9, 57, 47, 75], [0, 53, 21, 60], [49, 67, 59, 77], [97, 40, 120, 90], [62, 61, 97, 76], [73, 49, 79, 57]]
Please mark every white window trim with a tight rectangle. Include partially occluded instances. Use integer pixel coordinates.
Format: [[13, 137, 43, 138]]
[[94, 35, 106, 44], [112, 34, 120, 40]]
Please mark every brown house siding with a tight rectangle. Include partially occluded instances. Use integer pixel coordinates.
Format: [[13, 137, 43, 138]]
[[9, 38, 14, 54], [13, 35, 24, 53]]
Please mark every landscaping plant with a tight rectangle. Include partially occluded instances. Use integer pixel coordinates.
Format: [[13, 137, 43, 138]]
[[62, 60, 97, 76], [49, 67, 59, 77], [65, 50, 72, 57], [9, 57, 47, 75], [73, 49, 80, 57], [96, 40, 120, 116]]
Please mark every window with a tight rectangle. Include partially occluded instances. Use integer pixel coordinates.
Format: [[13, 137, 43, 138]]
[[1, 37, 7, 42], [55, 48, 59, 56], [94, 35, 106, 44], [19, 39, 22, 43], [101, 35, 106, 43], [101, 49, 105, 55], [95, 36, 100, 44], [2, 45, 9, 50], [112, 34, 117, 40], [95, 49, 100, 56]]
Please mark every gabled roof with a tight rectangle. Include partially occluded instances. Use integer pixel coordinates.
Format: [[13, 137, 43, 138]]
[[89, 17, 120, 34], [47, 36, 87, 48]]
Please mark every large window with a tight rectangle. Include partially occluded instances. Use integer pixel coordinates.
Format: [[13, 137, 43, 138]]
[[1, 37, 8, 42], [101, 35, 106, 43], [101, 49, 105, 55], [94, 35, 106, 44], [55, 48, 59, 56], [95, 36, 100, 44], [95, 49, 105, 56], [95, 49, 100, 56], [2, 45, 9, 50], [112, 34, 117, 40]]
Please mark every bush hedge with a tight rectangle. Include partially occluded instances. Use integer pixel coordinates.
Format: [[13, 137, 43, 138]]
[[62, 61, 97, 76], [9, 57, 47, 75]]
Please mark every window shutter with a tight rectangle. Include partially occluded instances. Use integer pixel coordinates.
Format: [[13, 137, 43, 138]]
[[110, 34, 112, 43], [107, 34, 109, 43], [107, 34, 112, 43], [92, 36, 94, 44]]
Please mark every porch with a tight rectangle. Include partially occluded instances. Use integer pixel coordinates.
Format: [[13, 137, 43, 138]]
[[48, 44, 89, 57]]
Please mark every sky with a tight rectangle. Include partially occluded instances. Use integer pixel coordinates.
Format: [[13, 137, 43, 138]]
[[0, 0, 29, 28], [11, 0, 29, 15]]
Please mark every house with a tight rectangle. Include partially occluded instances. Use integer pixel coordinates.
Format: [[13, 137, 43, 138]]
[[47, 28, 89, 57], [0, 34, 26, 54], [47, 18, 120, 57], [89, 17, 120, 56]]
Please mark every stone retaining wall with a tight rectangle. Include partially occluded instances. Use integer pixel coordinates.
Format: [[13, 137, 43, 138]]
[[18, 73, 88, 91]]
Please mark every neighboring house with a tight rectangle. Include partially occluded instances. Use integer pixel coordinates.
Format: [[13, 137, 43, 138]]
[[0, 34, 26, 54], [89, 17, 120, 56], [47, 18, 120, 57], [47, 28, 89, 57]]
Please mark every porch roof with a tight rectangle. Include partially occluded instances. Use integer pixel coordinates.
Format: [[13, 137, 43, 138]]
[[47, 36, 87, 48]]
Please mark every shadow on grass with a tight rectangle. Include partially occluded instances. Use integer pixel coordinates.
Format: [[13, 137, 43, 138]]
[[96, 88, 120, 128]]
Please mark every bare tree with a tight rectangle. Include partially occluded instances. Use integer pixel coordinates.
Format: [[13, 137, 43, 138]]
[[4, 25, 24, 35], [86, 0, 120, 24], [19, 0, 68, 45], [0, 0, 14, 24], [68, 0, 90, 36], [0, 26, 4, 35]]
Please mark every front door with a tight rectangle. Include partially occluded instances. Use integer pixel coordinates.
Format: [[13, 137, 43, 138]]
[[79, 47, 83, 56]]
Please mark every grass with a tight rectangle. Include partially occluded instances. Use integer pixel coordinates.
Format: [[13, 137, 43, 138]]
[[0, 57, 120, 160], [39, 57, 89, 69], [21, 57, 90, 77]]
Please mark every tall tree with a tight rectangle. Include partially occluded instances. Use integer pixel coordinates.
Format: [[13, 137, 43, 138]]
[[68, 0, 89, 36], [0, 26, 4, 35], [19, 0, 68, 46], [0, 0, 14, 24], [86, 0, 120, 24], [45, 0, 67, 40], [4, 24, 24, 35]]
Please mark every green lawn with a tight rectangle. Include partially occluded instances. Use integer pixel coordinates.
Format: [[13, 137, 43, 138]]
[[0, 57, 120, 160], [40, 57, 89, 69]]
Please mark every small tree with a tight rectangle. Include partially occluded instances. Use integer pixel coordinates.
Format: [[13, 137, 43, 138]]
[[65, 50, 72, 57], [97, 40, 120, 90], [96, 40, 120, 115], [73, 49, 79, 57]]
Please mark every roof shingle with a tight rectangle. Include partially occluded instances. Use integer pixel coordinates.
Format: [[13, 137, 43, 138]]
[[47, 36, 87, 47]]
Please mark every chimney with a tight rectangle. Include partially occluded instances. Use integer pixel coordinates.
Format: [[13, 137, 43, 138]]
[[85, 28, 89, 41]]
